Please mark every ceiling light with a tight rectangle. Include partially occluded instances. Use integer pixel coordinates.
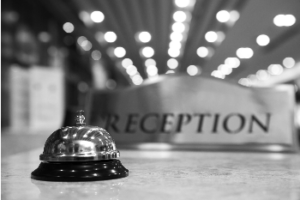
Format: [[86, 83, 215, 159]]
[[2, 11, 19, 24], [211, 70, 224, 79], [268, 64, 284, 76], [224, 57, 240, 68], [229, 10, 240, 23], [169, 41, 182, 50], [197, 46, 209, 58], [90, 11, 104, 23], [106, 47, 115, 57], [147, 65, 158, 76], [81, 41, 92, 51], [63, 22, 74, 33], [167, 58, 179, 69], [121, 58, 133, 68], [216, 10, 230, 23], [247, 74, 257, 84], [78, 37, 92, 51], [198, 46, 214, 58], [126, 65, 138, 76], [175, 0, 190, 8], [205, 31, 218, 43], [114, 47, 126, 58], [285, 14, 296, 26], [173, 11, 187, 22], [238, 78, 250, 86], [256, 70, 270, 81], [132, 74, 143, 85], [236, 47, 253, 59], [217, 31, 225, 43], [274, 14, 296, 27], [95, 32, 105, 43], [168, 48, 180, 57], [77, 36, 87, 45], [282, 57, 296, 68], [273, 14, 285, 27], [91, 50, 102, 60], [38, 32, 51, 43], [141, 47, 155, 58], [104, 31, 117, 43], [79, 11, 92, 26], [218, 64, 232, 75], [145, 58, 156, 67], [256, 34, 270, 46], [141, 47, 154, 58], [138, 31, 151, 43], [187, 65, 199, 76], [170, 32, 183, 42], [172, 22, 185, 33], [166, 70, 175, 74]]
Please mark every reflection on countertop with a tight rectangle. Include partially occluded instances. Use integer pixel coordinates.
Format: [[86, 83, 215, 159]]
[[32, 179, 124, 200], [2, 148, 300, 200]]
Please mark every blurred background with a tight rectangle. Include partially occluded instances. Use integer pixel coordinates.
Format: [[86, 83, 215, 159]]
[[2, 0, 300, 156]]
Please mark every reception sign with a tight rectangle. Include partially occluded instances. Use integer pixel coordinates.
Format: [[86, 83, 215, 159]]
[[89, 75, 298, 152]]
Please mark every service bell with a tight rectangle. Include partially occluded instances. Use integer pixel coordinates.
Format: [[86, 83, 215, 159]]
[[31, 110, 129, 181]]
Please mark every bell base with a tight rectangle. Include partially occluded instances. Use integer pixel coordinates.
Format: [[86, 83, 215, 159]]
[[31, 159, 129, 182]]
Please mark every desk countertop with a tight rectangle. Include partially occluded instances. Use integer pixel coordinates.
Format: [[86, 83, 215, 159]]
[[2, 149, 300, 200]]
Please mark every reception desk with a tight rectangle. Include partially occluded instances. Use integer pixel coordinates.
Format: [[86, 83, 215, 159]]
[[2, 148, 300, 200]]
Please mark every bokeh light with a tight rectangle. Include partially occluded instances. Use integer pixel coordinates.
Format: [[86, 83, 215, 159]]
[[126, 65, 138, 76], [256, 70, 270, 81], [217, 31, 225, 43], [132, 74, 143, 85], [141, 47, 155, 58], [77, 36, 87, 45], [167, 58, 179, 69], [218, 64, 232, 75], [187, 65, 199, 76], [147, 65, 158, 76], [256, 34, 270, 46], [197, 46, 209, 58], [138, 31, 151, 43], [91, 50, 102, 60], [236, 47, 253, 59], [282, 57, 296, 68], [63, 22, 74, 33], [170, 32, 183, 42], [114, 47, 126, 58], [168, 48, 180, 57], [211, 70, 225, 79], [268, 64, 284, 75], [121, 58, 133, 68], [173, 11, 187, 22], [205, 31, 218, 43], [216, 10, 230, 23], [145, 58, 156, 67], [169, 41, 182, 49], [77, 36, 92, 51], [172, 22, 185, 33], [175, 0, 191, 8], [104, 31, 117, 43], [224, 57, 240, 68], [229, 10, 240, 22], [238, 78, 250, 86], [166, 70, 175, 74], [90, 11, 105, 23], [274, 14, 296, 27]]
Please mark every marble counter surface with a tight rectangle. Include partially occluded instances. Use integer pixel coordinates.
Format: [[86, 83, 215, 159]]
[[2, 149, 300, 200]]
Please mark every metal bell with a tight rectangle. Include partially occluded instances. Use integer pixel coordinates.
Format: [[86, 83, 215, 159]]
[[31, 110, 129, 181]]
